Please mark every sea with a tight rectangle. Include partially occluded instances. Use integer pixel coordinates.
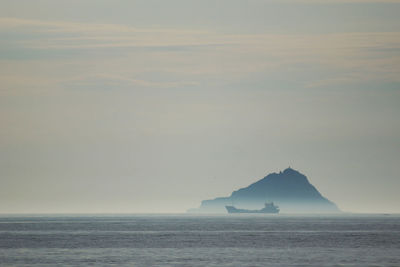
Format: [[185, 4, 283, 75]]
[[0, 214, 399, 266]]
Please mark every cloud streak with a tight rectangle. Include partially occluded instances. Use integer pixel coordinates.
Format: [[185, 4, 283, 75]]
[[0, 17, 225, 49], [1, 17, 400, 92]]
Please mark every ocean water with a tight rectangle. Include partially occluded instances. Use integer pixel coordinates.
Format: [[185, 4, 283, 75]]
[[0, 214, 399, 266]]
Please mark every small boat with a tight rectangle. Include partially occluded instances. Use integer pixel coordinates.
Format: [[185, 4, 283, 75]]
[[225, 202, 279, 214]]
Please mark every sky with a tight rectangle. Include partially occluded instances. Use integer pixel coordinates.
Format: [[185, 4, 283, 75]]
[[1, 0, 399, 213]]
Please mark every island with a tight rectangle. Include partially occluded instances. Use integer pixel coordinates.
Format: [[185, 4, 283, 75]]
[[188, 167, 340, 213]]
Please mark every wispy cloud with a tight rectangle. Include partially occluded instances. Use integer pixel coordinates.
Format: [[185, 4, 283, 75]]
[[0, 17, 226, 50], [0, 17, 203, 34], [1, 17, 400, 91], [63, 74, 199, 91]]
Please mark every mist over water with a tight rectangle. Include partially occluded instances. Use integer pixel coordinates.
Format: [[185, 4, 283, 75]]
[[1, 214, 399, 266]]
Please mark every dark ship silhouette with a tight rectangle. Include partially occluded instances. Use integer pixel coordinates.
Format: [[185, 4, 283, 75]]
[[225, 202, 280, 214]]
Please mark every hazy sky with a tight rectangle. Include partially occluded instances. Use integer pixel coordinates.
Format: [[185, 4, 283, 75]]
[[1, 0, 399, 213]]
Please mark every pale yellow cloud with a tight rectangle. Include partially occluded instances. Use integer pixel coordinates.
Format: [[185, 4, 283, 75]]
[[0, 17, 203, 34], [0, 17, 219, 49], [65, 73, 199, 89], [1, 17, 399, 92]]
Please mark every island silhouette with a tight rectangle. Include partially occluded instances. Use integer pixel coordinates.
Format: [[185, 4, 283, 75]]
[[189, 167, 340, 213]]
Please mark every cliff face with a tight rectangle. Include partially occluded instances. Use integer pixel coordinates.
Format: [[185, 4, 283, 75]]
[[189, 168, 340, 213]]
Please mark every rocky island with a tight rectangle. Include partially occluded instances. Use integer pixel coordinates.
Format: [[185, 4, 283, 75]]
[[189, 168, 340, 213]]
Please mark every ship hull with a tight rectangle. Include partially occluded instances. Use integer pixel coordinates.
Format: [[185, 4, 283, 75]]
[[225, 205, 279, 214]]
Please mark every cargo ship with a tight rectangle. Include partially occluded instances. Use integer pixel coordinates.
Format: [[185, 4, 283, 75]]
[[225, 202, 279, 214]]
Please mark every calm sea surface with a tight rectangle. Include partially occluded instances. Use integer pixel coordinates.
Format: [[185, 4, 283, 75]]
[[0, 214, 399, 266]]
